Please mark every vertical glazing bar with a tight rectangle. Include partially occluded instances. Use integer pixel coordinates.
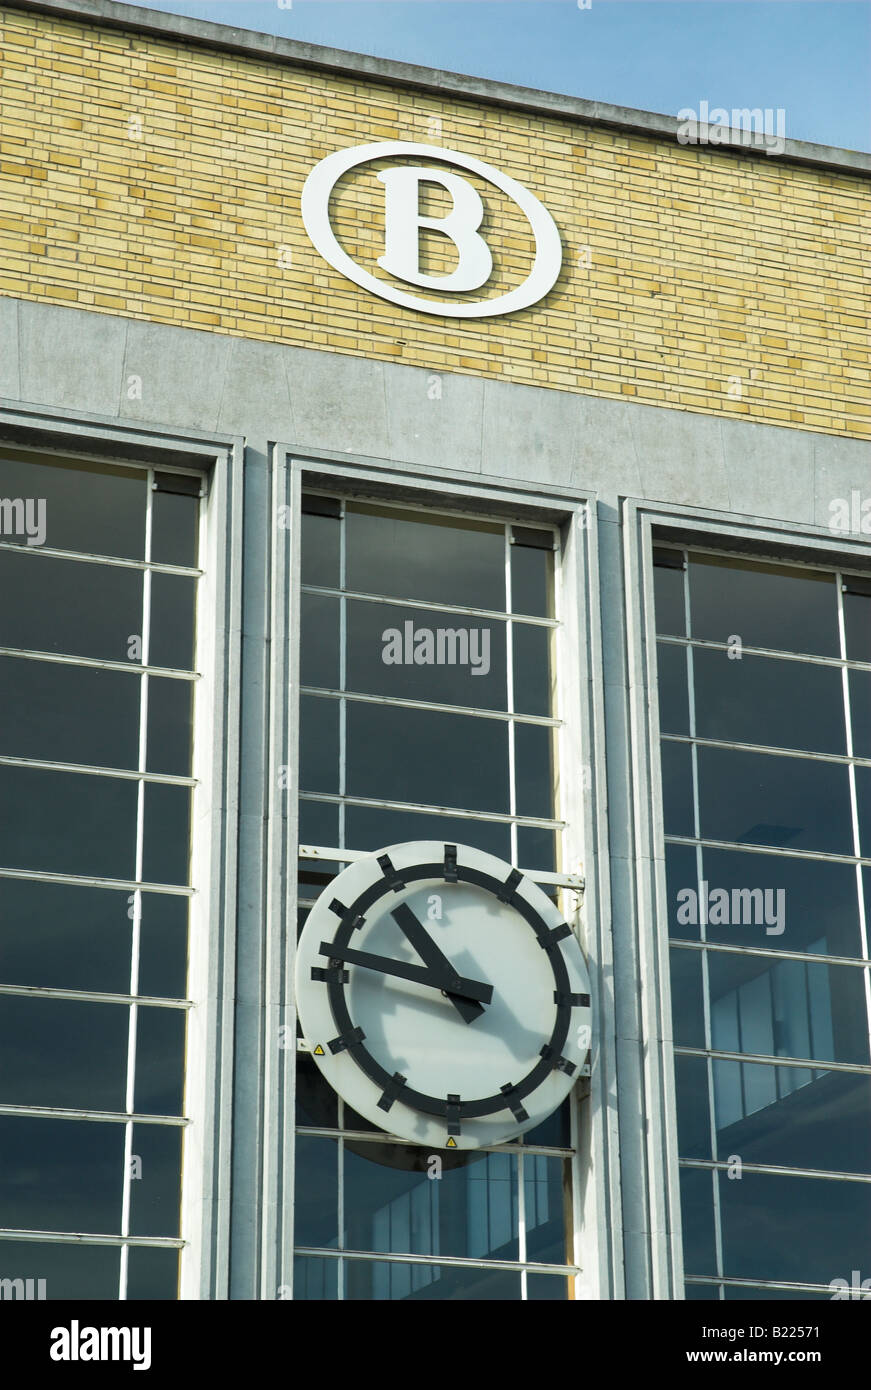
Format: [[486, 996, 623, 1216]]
[[337, 1097, 345, 1301], [837, 574, 871, 1059], [517, 1148, 528, 1299], [119, 468, 154, 1299], [506, 527, 517, 867], [339, 504, 347, 856]]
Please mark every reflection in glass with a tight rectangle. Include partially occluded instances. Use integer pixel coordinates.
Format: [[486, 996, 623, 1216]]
[[346, 504, 505, 611], [344, 1257, 522, 1300], [294, 1136, 339, 1248], [697, 746, 852, 855], [718, 1170, 871, 1284]]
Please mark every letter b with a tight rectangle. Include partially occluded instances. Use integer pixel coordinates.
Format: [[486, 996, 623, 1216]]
[[377, 167, 493, 292]]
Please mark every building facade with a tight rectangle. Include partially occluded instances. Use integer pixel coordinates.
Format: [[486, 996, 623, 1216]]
[[0, 0, 870, 1301]]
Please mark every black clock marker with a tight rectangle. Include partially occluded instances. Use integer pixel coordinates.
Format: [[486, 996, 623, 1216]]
[[318, 940, 493, 1006]]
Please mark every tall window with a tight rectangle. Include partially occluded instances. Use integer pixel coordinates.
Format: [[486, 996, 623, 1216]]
[[0, 451, 202, 1300], [293, 494, 578, 1300], [654, 546, 871, 1299]]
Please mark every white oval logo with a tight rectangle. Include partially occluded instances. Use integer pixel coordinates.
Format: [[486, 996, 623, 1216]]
[[301, 141, 562, 319]]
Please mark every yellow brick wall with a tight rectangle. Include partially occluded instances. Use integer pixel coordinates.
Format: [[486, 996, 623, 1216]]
[[1, 4, 869, 437]]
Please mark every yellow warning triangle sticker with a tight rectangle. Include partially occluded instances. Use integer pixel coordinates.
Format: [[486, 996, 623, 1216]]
[[313, 1044, 325, 1056], [446, 1136, 457, 1148]]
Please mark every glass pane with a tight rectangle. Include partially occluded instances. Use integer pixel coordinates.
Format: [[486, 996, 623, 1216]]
[[151, 488, 199, 568], [129, 1123, 183, 1237], [857, 766, 871, 858], [712, 1063, 871, 1174], [694, 648, 846, 755], [0, 996, 128, 1109], [293, 1254, 339, 1299], [346, 703, 510, 814], [0, 551, 142, 663], [723, 1283, 832, 1300], [295, 1053, 338, 1129], [343, 804, 512, 861], [343, 1146, 518, 1260], [657, 642, 689, 735], [666, 841, 699, 941], [516, 825, 557, 873], [0, 1240, 121, 1300], [0, 1116, 124, 1232], [512, 623, 553, 717], [294, 1136, 339, 1247], [850, 670, 871, 760], [146, 677, 193, 777], [653, 559, 686, 637], [510, 542, 553, 619], [345, 504, 505, 611], [523, 1099, 571, 1149], [685, 1282, 721, 1300], [523, 1154, 568, 1263], [301, 510, 340, 589], [299, 694, 340, 795], [674, 1053, 712, 1159], [670, 947, 706, 1048], [298, 798, 339, 852], [0, 453, 147, 559], [137, 894, 189, 1000], [514, 722, 554, 820], [718, 1170, 871, 1284], [300, 592, 340, 689], [347, 600, 507, 710], [688, 555, 838, 658], [679, 1166, 718, 1276], [526, 1273, 570, 1299], [149, 573, 196, 671], [708, 950, 869, 1065], [134, 1006, 186, 1116], [844, 590, 871, 664], [0, 655, 140, 769], [697, 747, 852, 855], [0, 878, 131, 992], [142, 783, 191, 887], [697, 848, 864, 958], [343, 1257, 522, 1300], [0, 766, 137, 878], [126, 1247, 179, 1300], [660, 739, 694, 837]]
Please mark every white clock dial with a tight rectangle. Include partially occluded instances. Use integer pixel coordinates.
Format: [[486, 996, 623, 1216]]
[[295, 841, 592, 1150]]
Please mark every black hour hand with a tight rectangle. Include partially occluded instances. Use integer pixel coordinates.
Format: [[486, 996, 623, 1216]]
[[391, 902, 488, 1024]]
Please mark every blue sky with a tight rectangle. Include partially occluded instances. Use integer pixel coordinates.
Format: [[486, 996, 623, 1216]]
[[124, 0, 871, 152]]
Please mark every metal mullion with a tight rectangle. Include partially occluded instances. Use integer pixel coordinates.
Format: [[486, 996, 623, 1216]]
[[296, 1124, 573, 1159], [662, 730, 871, 770], [0, 538, 201, 577], [664, 833, 871, 870], [337, 1100, 345, 1302], [658, 632, 871, 677], [0, 754, 196, 786], [0, 1229, 186, 1249], [838, 573, 871, 1079], [300, 584, 559, 629], [299, 684, 561, 728], [687, 1274, 840, 1294], [517, 1150, 527, 1299], [293, 1245, 578, 1277], [0, 1104, 188, 1125], [680, 1157, 871, 1185], [0, 867, 193, 895], [297, 842, 582, 889], [338, 506, 347, 857], [675, 1045, 871, 1076], [672, 938, 871, 970], [0, 646, 199, 680], [120, 467, 154, 1301], [506, 526, 518, 868], [296, 791, 563, 830], [0, 984, 191, 1007]]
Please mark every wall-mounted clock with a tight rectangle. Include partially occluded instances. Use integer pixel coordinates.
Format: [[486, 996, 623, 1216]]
[[295, 841, 592, 1150]]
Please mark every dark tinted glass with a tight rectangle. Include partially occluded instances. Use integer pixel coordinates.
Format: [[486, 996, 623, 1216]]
[[137, 894, 189, 1000], [0, 766, 137, 878], [344, 804, 511, 861], [513, 623, 553, 716], [679, 1166, 718, 1275], [657, 641, 689, 735], [298, 797, 339, 851], [0, 996, 128, 1109], [299, 694, 339, 794], [674, 1054, 711, 1159], [0, 655, 140, 768], [0, 878, 131, 992], [347, 600, 507, 710], [0, 1240, 121, 1300], [142, 783, 191, 886], [850, 669, 871, 759], [134, 1006, 186, 1116], [526, 1273, 570, 1299], [293, 1255, 339, 1299], [0, 1116, 124, 1233], [666, 841, 699, 941], [712, 1063, 871, 1174], [149, 573, 196, 671], [660, 739, 694, 837], [129, 1123, 183, 1237], [516, 824, 557, 873], [514, 722, 554, 820], [844, 589, 871, 663], [653, 559, 686, 637], [524, 1154, 568, 1263], [688, 555, 838, 657], [126, 1247, 179, 1300], [346, 703, 510, 814], [511, 541, 553, 618], [694, 648, 846, 755], [294, 1136, 339, 1247], [146, 676, 193, 776], [300, 592, 340, 689], [718, 1170, 871, 1284], [346, 504, 505, 611], [295, 1053, 338, 1128], [0, 551, 142, 663], [344, 1257, 522, 1300], [0, 453, 146, 559], [697, 848, 863, 958], [697, 747, 852, 855], [857, 766, 871, 857], [670, 947, 706, 1048], [151, 487, 199, 568], [301, 509, 341, 589]]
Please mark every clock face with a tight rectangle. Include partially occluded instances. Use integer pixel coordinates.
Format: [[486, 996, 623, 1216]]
[[295, 841, 592, 1149]]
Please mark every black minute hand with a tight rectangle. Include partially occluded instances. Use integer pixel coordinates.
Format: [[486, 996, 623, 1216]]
[[318, 941, 493, 1008], [391, 902, 487, 1024]]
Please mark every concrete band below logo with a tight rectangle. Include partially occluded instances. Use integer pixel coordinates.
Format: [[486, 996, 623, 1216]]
[[301, 141, 563, 319]]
